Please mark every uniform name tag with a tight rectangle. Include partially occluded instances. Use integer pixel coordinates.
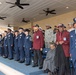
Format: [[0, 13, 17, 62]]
[[20, 34, 22, 36], [16, 37, 18, 39], [8, 35, 10, 37], [20, 37, 21, 38], [29, 37, 32, 41], [36, 36, 39, 39], [63, 37, 66, 41], [5, 37, 7, 39], [26, 37, 28, 39], [71, 35, 73, 37]]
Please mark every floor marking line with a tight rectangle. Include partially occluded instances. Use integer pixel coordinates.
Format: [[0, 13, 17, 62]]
[[0, 62, 25, 75]]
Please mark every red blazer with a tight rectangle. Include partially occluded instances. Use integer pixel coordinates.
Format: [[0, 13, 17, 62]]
[[33, 30, 44, 50], [56, 31, 70, 57]]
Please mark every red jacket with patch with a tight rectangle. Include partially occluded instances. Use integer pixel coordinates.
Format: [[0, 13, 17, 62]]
[[56, 31, 70, 57], [33, 30, 44, 50]]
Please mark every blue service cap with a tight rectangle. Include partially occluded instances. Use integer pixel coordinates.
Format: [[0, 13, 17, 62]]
[[73, 17, 76, 23]]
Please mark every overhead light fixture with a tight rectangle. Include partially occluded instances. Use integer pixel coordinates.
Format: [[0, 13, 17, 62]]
[[0, 2, 1, 4], [66, 7, 69, 9]]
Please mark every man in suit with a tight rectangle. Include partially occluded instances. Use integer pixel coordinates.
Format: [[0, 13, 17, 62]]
[[7, 29, 13, 60], [70, 22, 76, 75], [56, 24, 70, 75], [18, 28, 25, 63], [32, 24, 44, 69]]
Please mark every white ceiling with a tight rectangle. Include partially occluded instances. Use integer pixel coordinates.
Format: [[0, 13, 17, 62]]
[[0, 0, 76, 27]]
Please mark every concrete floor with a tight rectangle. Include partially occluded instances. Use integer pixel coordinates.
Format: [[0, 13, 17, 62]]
[[0, 57, 47, 75]]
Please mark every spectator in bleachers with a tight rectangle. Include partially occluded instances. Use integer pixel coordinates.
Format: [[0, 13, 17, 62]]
[[43, 42, 57, 75], [45, 25, 54, 48], [32, 24, 44, 69]]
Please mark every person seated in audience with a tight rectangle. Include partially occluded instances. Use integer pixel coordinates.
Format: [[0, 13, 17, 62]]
[[43, 42, 57, 75]]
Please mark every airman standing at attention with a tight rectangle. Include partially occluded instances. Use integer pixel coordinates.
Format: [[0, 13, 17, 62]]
[[70, 22, 76, 75], [18, 28, 25, 63], [3, 31, 8, 58], [7, 29, 13, 60], [24, 29, 32, 66], [14, 30, 19, 61]]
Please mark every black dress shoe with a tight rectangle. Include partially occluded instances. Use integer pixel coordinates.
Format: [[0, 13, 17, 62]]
[[3, 56, 8, 58], [39, 66, 43, 69], [32, 65, 38, 67], [43, 70, 48, 73], [25, 64, 30, 66], [15, 59, 20, 61], [8, 58, 13, 60], [19, 60, 25, 63]]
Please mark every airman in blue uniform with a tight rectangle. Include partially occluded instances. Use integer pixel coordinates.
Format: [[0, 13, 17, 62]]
[[3, 31, 8, 58], [7, 29, 13, 59], [18, 28, 25, 63], [0, 34, 3, 56], [24, 29, 32, 66], [14, 30, 19, 61], [70, 22, 76, 75]]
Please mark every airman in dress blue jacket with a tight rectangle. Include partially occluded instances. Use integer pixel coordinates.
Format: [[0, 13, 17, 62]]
[[7, 29, 13, 59], [3, 31, 8, 58], [24, 29, 32, 66], [18, 28, 25, 63], [70, 22, 76, 75], [14, 30, 19, 61], [0, 34, 3, 56]]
